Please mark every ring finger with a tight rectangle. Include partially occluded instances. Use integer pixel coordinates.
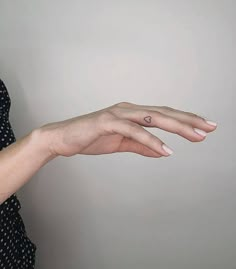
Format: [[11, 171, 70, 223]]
[[111, 107, 209, 142]]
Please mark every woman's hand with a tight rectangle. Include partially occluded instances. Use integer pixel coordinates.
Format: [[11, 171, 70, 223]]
[[39, 102, 217, 158]]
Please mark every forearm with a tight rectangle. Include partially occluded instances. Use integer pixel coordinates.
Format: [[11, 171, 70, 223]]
[[0, 128, 57, 205]]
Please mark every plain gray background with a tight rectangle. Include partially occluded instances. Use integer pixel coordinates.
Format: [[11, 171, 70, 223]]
[[0, 0, 235, 268]]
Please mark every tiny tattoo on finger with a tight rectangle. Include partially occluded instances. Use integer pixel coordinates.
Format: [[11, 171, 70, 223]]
[[144, 116, 152, 124]]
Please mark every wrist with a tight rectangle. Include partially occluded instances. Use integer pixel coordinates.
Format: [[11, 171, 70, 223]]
[[31, 126, 59, 161]]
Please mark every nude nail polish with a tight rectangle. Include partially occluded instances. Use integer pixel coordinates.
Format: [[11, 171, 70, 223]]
[[194, 128, 207, 137], [205, 120, 217, 127], [162, 144, 174, 155]]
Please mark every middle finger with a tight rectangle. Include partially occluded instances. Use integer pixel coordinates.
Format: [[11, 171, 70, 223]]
[[111, 107, 208, 142]]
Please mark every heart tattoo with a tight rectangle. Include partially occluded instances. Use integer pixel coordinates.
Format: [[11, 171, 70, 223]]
[[144, 116, 152, 124]]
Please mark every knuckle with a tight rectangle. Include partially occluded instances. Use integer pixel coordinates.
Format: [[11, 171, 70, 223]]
[[187, 112, 199, 118], [153, 110, 164, 118], [116, 101, 133, 108], [109, 102, 134, 115], [108, 105, 120, 114], [161, 106, 173, 111], [187, 112, 206, 124]]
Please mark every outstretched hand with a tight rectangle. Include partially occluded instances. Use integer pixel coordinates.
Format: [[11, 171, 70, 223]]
[[39, 102, 217, 158]]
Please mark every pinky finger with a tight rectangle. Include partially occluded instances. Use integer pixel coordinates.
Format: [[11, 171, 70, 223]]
[[110, 119, 173, 157]]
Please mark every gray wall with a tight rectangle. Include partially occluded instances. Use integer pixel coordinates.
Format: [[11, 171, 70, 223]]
[[0, 1, 235, 268]]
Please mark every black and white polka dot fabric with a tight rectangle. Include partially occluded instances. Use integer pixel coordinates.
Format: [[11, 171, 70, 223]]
[[0, 79, 36, 268]]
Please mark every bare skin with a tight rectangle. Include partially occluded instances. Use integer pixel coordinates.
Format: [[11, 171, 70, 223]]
[[40, 102, 217, 158], [0, 102, 217, 204]]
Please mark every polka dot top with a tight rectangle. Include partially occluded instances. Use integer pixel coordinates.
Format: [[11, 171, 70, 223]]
[[0, 79, 36, 268]]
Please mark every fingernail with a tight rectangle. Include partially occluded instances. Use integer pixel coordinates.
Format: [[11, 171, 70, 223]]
[[194, 128, 207, 137], [162, 144, 174, 155], [205, 120, 217, 127]]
